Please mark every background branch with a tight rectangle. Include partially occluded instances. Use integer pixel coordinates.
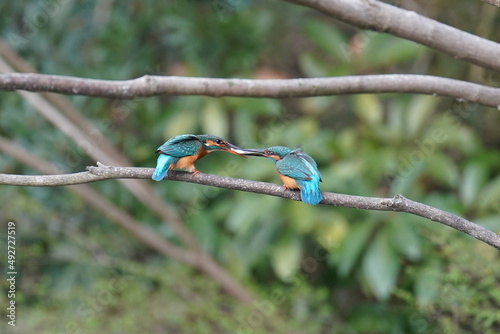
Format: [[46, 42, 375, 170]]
[[480, 0, 500, 8], [0, 140, 254, 304], [0, 55, 197, 250], [283, 0, 500, 72], [1, 73, 500, 107], [0, 53, 255, 303], [1, 1, 499, 326], [2, 164, 499, 250]]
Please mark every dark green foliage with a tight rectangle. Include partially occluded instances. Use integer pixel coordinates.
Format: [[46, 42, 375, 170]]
[[1, 0, 500, 333]]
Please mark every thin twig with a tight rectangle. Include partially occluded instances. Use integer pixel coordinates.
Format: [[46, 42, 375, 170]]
[[283, 0, 500, 73], [0, 73, 499, 108], [1, 164, 499, 250]]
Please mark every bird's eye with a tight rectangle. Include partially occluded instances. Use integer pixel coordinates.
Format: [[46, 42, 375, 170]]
[[215, 139, 224, 145], [264, 150, 272, 155]]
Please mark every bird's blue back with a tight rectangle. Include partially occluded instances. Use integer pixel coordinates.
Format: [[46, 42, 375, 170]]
[[156, 134, 203, 157], [275, 148, 322, 182], [276, 147, 322, 205], [152, 134, 204, 181]]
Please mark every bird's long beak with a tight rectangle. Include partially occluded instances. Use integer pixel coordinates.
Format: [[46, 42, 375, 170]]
[[227, 146, 267, 157], [222, 143, 256, 158]]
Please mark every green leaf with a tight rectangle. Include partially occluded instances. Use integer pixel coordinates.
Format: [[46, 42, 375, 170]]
[[286, 201, 317, 233], [406, 95, 437, 138], [388, 220, 421, 261], [233, 112, 257, 148], [201, 99, 228, 139], [330, 158, 364, 183], [229, 218, 279, 276], [475, 214, 500, 231], [189, 211, 217, 254], [315, 214, 349, 250], [298, 52, 331, 78], [362, 230, 400, 300], [362, 150, 394, 182], [425, 154, 459, 188], [223, 97, 280, 115], [390, 157, 425, 196], [302, 19, 348, 63], [246, 221, 278, 263], [334, 222, 377, 277], [165, 109, 198, 137], [360, 33, 425, 68], [414, 261, 441, 307], [478, 176, 500, 212], [222, 239, 251, 278], [459, 161, 487, 209], [386, 100, 405, 141], [226, 195, 280, 235], [353, 94, 383, 128], [271, 235, 302, 280], [298, 96, 337, 115]]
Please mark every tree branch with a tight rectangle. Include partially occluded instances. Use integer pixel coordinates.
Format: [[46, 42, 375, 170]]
[[2, 163, 499, 250], [0, 55, 255, 303], [0, 56, 202, 253], [283, 0, 500, 73], [480, 0, 500, 8], [0, 73, 499, 108], [0, 137, 254, 303]]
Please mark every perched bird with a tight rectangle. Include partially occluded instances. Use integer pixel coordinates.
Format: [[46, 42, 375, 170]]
[[152, 134, 245, 181], [233, 146, 323, 205]]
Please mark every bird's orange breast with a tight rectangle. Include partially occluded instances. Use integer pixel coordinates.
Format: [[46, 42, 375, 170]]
[[170, 147, 207, 172], [279, 174, 299, 190]]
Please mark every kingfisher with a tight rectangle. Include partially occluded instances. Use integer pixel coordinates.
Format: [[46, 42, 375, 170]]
[[233, 146, 323, 205], [152, 134, 245, 181]]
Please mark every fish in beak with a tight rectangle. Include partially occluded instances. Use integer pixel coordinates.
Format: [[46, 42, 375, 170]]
[[221, 143, 255, 158], [228, 147, 268, 157]]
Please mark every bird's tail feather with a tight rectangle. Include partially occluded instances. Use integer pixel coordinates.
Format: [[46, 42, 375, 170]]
[[298, 180, 322, 205], [152, 155, 176, 181]]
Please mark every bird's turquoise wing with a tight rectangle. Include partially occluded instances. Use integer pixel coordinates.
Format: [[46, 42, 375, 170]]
[[156, 134, 202, 157], [276, 150, 322, 182], [296, 152, 322, 181], [275, 148, 322, 205], [276, 154, 316, 181]]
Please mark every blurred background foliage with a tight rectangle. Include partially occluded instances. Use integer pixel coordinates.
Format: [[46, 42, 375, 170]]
[[1, 0, 500, 333]]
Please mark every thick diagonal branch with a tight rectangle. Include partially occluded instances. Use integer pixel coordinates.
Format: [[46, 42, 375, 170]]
[[1, 164, 499, 250], [0, 73, 500, 108], [0, 57, 201, 252], [0, 138, 254, 303], [0, 57, 255, 303], [283, 0, 500, 72]]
